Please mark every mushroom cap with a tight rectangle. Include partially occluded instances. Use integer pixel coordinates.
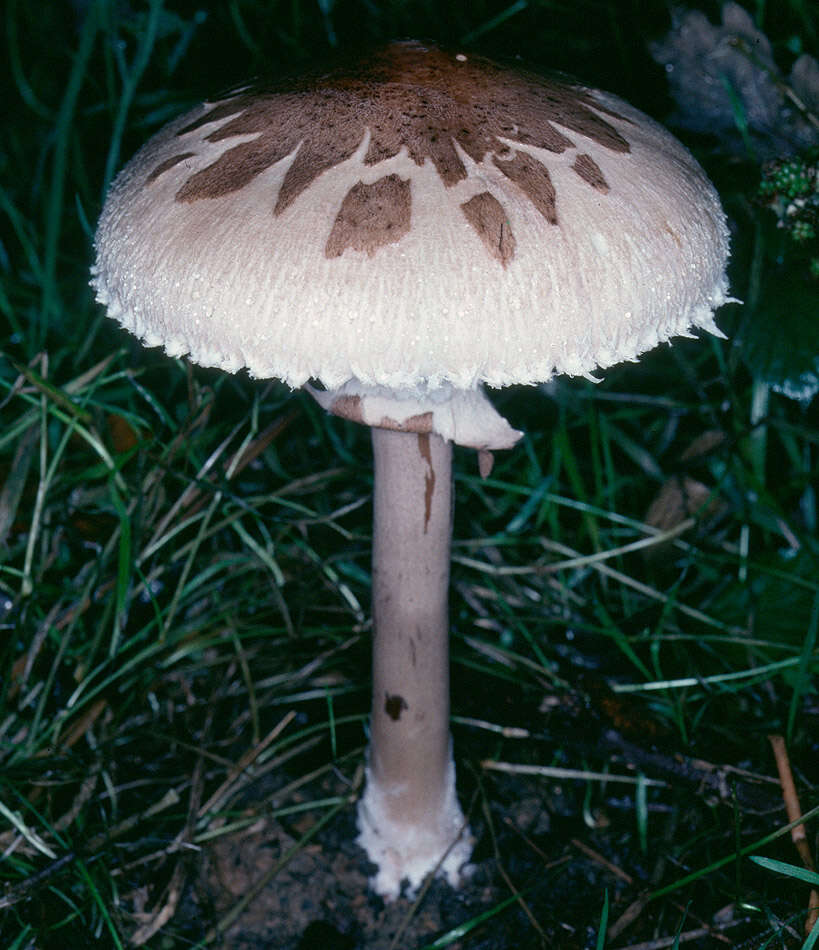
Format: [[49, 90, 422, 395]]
[[92, 41, 730, 396]]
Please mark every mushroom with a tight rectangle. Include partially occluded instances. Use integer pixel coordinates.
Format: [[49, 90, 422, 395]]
[[92, 41, 731, 899]]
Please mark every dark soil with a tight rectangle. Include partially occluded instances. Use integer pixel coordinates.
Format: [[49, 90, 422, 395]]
[[161, 728, 803, 950], [176, 780, 609, 949]]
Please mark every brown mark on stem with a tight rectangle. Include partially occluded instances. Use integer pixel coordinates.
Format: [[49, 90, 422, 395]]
[[384, 693, 408, 721], [418, 432, 435, 533]]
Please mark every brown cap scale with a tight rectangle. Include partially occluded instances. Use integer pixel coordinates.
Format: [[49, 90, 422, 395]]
[[92, 41, 731, 898]]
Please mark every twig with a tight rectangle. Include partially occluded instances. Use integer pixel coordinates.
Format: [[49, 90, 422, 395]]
[[769, 734, 819, 935], [479, 792, 546, 945], [130, 861, 186, 946], [608, 892, 650, 940], [617, 921, 742, 950], [571, 838, 633, 884]]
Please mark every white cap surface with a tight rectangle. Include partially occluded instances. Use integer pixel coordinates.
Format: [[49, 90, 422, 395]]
[[93, 42, 730, 438]]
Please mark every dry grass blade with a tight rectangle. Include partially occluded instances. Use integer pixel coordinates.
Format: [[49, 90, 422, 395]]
[[0, 425, 37, 547], [197, 710, 296, 818], [481, 760, 667, 787]]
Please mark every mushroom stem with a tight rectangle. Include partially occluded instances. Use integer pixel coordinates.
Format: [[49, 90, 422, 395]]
[[356, 427, 472, 898]]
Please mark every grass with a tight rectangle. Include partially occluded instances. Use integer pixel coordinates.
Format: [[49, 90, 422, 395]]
[[1, 0, 818, 947]]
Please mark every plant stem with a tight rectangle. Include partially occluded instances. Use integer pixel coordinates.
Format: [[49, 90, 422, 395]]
[[370, 426, 452, 825], [357, 427, 471, 897]]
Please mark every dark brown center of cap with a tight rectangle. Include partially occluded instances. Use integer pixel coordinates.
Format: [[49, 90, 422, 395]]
[[149, 42, 630, 265]]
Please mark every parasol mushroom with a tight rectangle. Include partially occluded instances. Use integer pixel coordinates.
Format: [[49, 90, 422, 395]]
[[92, 41, 731, 899]]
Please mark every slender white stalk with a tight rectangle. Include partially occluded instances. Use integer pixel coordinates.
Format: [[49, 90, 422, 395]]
[[356, 427, 472, 899]]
